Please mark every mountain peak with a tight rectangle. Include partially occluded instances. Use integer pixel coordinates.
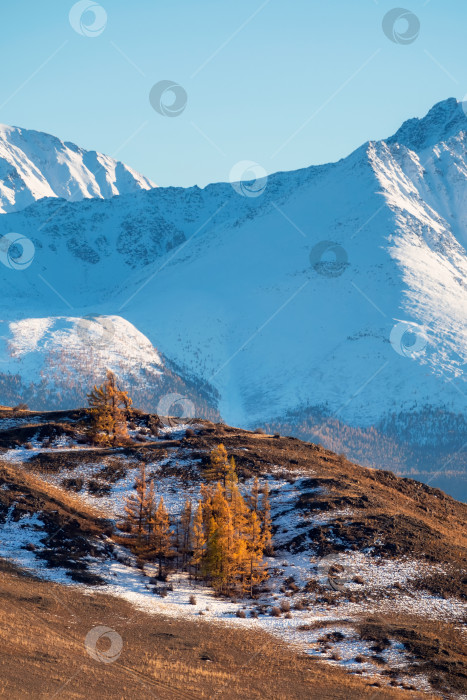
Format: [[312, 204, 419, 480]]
[[0, 124, 155, 213], [387, 97, 467, 151]]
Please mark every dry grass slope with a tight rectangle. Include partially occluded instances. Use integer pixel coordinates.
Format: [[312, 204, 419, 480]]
[[0, 559, 423, 700]]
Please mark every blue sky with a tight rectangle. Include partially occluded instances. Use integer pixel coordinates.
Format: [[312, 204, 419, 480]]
[[0, 0, 466, 187]]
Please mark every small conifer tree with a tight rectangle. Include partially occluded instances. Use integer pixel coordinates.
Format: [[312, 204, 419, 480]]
[[250, 476, 260, 513], [120, 464, 150, 557], [244, 510, 267, 596], [191, 501, 206, 577], [261, 482, 273, 555], [87, 370, 132, 445], [179, 499, 192, 567], [205, 444, 231, 487], [149, 496, 174, 578]]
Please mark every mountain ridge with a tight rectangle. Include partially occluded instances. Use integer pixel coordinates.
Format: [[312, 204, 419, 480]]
[[386, 97, 467, 151], [0, 122, 155, 213]]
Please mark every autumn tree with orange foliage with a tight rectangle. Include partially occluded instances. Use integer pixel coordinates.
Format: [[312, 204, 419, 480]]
[[120, 466, 174, 577], [149, 496, 174, 578], [87, 370, 132, 445], [191, 449, 269, 595], [119, 464, 151, 558], [204, 443, 236, 488], [119, 444, 271, 595]]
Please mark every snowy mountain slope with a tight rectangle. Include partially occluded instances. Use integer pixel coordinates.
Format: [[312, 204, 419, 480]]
[[106, 103, 467, 430], [0, 315, 219, 416], [1, 99, 467, 495], [0, 124, 155, 213]]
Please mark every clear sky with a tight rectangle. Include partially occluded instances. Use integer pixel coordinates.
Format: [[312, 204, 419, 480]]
[[0, 0, 466, 188]]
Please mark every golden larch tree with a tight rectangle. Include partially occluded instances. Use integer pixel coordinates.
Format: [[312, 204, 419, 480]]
[[191, 501, 206, 577], [250, 476, 260, 513], [205, 444, 232, 487], [179, 499, 192, 567], [149, 496, 174, 578], [261, 481, 273, 555], [87, 370, 132, 445], [120, 464, 150, 558], [244, 510, 267, 596]]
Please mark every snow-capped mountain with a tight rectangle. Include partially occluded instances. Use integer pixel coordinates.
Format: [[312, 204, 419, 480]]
[[1, 98, 467, 497], [0, 315, 219, 418], [0, 124, 155, 213]]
